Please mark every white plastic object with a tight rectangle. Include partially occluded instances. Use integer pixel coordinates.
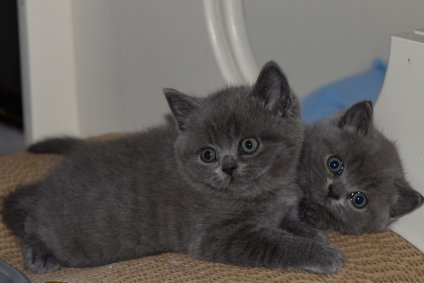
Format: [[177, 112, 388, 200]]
[[374, 31, 424, 252], [223, 0, 258, 83], [203, 0, 258, 85], [203, 0, 243, 85], [18, 0, 80, 142], [415, 28, 424, 36]]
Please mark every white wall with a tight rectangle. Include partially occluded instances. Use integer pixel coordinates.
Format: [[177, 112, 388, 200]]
[[244, 0, 424, 97], [19, 0, 80, 142], [21, 0, 424, 139], [116, 0, 225, 132], [72, 0, 124, 136], [72, 0, 224, 136]]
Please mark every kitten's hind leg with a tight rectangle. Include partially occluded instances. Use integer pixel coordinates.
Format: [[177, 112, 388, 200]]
[[23, 234, 61, 273], [2, 184, 39, 237]]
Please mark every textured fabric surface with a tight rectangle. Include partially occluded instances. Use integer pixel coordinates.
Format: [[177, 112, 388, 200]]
[[0, 152, 423, 283]]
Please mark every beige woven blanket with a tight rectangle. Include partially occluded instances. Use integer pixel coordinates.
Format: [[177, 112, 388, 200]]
[[0, 152, 423, 282]]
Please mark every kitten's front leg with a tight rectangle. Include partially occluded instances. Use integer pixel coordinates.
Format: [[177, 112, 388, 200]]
[[298, 198, 329, 230], [280, 217, 327, 243], [191, 223, 344, 274]]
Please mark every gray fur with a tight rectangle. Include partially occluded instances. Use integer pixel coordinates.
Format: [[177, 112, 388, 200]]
[[298, 101, 423, 234], [2, 62, 344, 274]]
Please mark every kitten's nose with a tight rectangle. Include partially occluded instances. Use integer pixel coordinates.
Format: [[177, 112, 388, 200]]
[[221, 156, 237, 176], [327, 184, 339, 199], [222, 164, 237, 176]]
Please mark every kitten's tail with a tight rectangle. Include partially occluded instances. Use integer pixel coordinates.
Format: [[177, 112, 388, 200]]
[[27, 136, 83, 155], [2, 184, 39, 237]]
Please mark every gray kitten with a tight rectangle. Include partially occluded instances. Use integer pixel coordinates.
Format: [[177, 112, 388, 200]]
[[2, 62, 344, 274], [298, 101, 423, 234]]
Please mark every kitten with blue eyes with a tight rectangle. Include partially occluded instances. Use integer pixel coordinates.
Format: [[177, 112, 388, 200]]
[[3, 62, 344, 274], [298, 101, 424, 234]]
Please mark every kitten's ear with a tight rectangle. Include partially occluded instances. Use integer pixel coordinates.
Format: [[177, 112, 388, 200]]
[[390, 179, 424, 218], [338, 101, 374, 135], [164, 88, 200, 131], [252, 61, 299, 118]]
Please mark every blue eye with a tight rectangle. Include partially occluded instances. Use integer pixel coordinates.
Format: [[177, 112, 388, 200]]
[[327, 156, 344, 175], [350, 192, 367, 208], [240, 137, 259, 154], [200, 148, 216, 163]]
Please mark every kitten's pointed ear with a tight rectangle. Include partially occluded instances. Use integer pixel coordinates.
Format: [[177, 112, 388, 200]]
[[338, 101, 374, 135], [252, 61, 299, 118], [390, 179, 424, 218], [164, 88, 200, 131]]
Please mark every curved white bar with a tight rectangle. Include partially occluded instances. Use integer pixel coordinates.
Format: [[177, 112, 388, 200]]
[[224, 0, 258, 84], [203, 0, 244, 85], [414, 28, 424, 36], [375, 33, 424, 252]]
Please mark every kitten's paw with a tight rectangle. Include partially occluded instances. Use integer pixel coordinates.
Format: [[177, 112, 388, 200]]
[[24, 247, 61, 273], [304, 204, 321, 225], [23, 237, 61, 273], [299, 202, 327, 230], [313, 229, 328, 244], [303, 244, 345, 274]]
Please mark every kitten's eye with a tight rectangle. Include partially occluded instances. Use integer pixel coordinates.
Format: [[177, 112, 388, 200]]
[[327, 156, 344, 175], [240, 138, 259, 154], [200, 148, 216, 163], [349, 192, 367, 209]]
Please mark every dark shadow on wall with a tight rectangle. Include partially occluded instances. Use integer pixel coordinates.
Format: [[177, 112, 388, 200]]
[[0, 0, 22, 130], [0, 0, 25, 155]]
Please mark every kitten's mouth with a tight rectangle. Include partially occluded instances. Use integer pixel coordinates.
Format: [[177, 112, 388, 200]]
[[216, 173, 260, 190], [226, 177, 237, 188], [224, 175, 249, 189]]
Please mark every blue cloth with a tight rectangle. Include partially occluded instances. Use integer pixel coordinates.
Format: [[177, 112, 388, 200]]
[[301, 59, 387, 123]]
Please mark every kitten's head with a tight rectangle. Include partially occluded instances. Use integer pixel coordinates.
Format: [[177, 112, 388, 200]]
[[298, 101, 423, 234], [165, 61, 303, 197]]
